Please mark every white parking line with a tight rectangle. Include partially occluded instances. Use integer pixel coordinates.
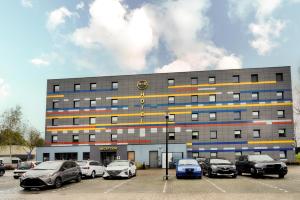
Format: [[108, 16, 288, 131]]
[[203, 178, 226, 193], [163, 180, 167, 193], [249, 179, 288, 193], [103, 179, 133, 194]]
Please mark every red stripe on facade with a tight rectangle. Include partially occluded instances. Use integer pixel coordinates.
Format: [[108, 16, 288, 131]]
[[45, 139, 151, 145]]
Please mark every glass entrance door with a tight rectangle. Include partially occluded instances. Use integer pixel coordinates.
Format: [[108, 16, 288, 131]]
[[100, 152, 117, 166]]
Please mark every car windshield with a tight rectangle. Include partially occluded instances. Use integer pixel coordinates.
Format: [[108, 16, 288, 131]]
[[178, 159, 198, 165], [18, 162, 31, 169], [108, 161, 129, 167], [33, 161, 62, 170], [248, 155, 274, 162], [76, 161, 87, 166], [210, 159, 231, 164]]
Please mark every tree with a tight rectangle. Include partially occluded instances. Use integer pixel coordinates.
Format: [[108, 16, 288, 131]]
[[0, 106, 25, 163], [23, 128, 44, 161]]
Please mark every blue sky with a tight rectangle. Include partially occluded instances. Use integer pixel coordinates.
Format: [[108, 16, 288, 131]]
[[0, 0, 300, 140]]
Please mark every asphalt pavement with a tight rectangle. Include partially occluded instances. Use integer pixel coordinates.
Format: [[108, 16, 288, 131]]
[[1, 166, 300, 200]]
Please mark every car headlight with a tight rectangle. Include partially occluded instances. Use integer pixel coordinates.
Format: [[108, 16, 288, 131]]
[[211, 165, 218, 170], [39, 173, 52, 179], [281, 162, 287, 167], [231, 165, 236, 169], [122, 168, 129, 172], [195, 167, 201, 171], [177, 167, 185, 172], [254, 163, 264, 168]]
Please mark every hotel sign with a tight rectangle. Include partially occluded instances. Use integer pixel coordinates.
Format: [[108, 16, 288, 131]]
[[99, 146, 118, 151], [137, 80, 148, 123]]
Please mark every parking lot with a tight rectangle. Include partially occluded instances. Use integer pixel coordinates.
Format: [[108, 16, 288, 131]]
[[1, 166, 300, 200]]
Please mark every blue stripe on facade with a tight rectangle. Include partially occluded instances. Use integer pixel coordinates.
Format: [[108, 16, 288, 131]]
[[47, 105, 129, 111], [134, 98, 292, 108], [191, 141, 248, 145], [188, 148, 294, 153], [240, 89, 291, 94], [192, 109, 247, 114]]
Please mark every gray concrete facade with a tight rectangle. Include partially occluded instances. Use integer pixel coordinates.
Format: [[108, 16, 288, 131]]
[[40, 66, 295, 164]]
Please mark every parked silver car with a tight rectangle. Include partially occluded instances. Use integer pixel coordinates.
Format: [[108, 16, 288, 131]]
[[20, 160, 82, 190]]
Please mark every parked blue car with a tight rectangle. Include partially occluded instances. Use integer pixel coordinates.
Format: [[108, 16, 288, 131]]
[[176, 159, 202, 179]]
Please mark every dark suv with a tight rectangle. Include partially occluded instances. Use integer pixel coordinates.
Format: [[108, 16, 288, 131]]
[[235, 154, 288, 178], [0, 161, 5, 176]]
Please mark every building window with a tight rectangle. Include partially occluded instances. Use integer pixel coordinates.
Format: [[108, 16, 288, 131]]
[[73, 100, 80, 108], [252, 92, 259, 100], [73, 118, 79, 125], [111, 116, 118, 124], [276, 73, 283, 82], [111, 99, 118, 106], [209, 112, 216, 121], [89, 117, 96, 125], [83, 152, 90, 160], [168, 132, 175, 140], [278, 129, 286, 137], [234, 130, 241, 138], [210, 152, 217, 158], [168, 79, 175, 86], [192, 131, 199, 140], [111, 134, 117, 141], [74, 84, 80, 92], [90, 83, 97, 90], [90, 100, 96, 107], [252, 111, 260, 119], [53, 85, 60, 93], [233, 75, 240, 83], [254, 151, 261, 155], [73, 135, 79, 142], [208, 76, 216, 84], [168, 114, 175, 122], [112, 82, 118, 90], [192, 152, 199, 158], [276, 91, 284, 100], [168, 96, 175, 104], [233, 93, 240, 101], [279, 151, 287, 159], [52, 135, 58, 143], [251, 74, 258, 82], [233, 111, 241, 120], [89, 134, 95, 142], [192, 113, 198, 121], [52, 118, 58, 126], [209, 94, 216, 102], [52, 101, 59, 109], [191, 95, 198, 103], [191, 77, 198, 85], [253, 129, 260, 138], [277, 110, 285, 118], [210, 130, 217, 139]]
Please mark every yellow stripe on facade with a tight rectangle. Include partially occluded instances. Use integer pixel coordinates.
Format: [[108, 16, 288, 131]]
[[248, 140, 294, 144], [46, 111, 191, 119], [47, 94, 65, 98], [168, 102, 292, 110], [48, 128, 106, 132], [168, 81, 277, 89], [113, 92, 218, 99]]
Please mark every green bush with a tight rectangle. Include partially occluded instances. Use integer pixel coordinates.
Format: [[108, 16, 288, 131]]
[[296, 153, 300, 161]]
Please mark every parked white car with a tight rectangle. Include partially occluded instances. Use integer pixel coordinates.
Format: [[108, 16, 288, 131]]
[[103, 160, 136, 179], [76, 160, 105, 178], [13, 161, 41, 179]]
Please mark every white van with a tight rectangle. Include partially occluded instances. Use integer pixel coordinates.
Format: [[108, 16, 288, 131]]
[[0, 157, 21, 169]]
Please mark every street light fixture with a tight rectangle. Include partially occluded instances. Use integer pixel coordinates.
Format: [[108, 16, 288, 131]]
[[165, 112, 169, 180]]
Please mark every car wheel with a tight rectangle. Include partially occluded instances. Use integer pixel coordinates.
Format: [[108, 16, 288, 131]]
[[250, 168, 257, 178], [278, 173, 285, 178], [237, 169, 242, 175], [134, 170, 137, 177], [208, 170, 214, 178], [76, 174, 82, 182], [128, 171, 132, 179], [176, 175, 180, 179], [232, 174, 237, 178], [0, 171, 4, 176], [198, 175, 202, 179], [91, 171, 96, 179], [24, 187, 31, 191], [54, 177, 62, 189], [13, 176, 19, 179]]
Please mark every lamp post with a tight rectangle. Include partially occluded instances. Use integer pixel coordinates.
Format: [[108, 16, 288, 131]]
[[165, 113, 169, 180]]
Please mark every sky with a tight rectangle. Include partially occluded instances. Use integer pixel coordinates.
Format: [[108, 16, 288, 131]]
[[0, 0, 300, 143]]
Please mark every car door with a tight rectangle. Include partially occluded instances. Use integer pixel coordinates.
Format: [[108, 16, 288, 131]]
[[130, 161, 136, 175], [237, 156, 248, 173], [91, 161, 99, 175], [61, 162, 71, 182], [69, 161, 78, 179], [203, 159, 209, 174], [94, 162, 103, 175]]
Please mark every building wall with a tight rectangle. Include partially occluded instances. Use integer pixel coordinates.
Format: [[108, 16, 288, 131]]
[[42, 66, 295, 162], [36, 146, 90, 161]]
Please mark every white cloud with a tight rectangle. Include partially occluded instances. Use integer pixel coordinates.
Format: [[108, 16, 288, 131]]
[[72, 0, 157, 71], [0, 78, 9, 98], [21, 0, 32, 8], [72, 0, 242, 73], [76, 2, 85, 10], [47, 7, 74, 30], [30, 58, 50, 66], [228, 0, 285, 55]]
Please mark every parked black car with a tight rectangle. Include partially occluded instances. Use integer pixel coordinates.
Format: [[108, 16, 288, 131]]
[[235, 154, 288, 178], [20, 160, 82, 190], [202, 158, 237, 178], [0, 161, 5, 176]]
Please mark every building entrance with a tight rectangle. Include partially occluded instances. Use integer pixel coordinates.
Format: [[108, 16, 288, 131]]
[[100, 152, 117, 166]]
